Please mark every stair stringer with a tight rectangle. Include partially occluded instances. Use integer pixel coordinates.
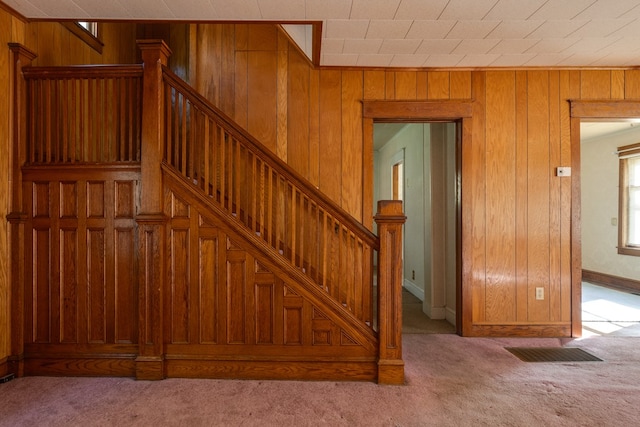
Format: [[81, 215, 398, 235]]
[[163, 166, 380, 381]]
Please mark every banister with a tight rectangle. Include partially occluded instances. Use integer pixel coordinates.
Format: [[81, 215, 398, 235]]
[[161, 66, 378, 250], [22, 65, 143, 79]]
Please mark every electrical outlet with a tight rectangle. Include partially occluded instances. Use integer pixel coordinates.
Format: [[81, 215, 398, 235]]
[[412, 270, 415, 280], [535, 287, 544, 300]]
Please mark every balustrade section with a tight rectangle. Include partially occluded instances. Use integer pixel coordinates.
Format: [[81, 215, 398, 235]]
[[162, 68, 378, 326], [23, 66, 143, 164]]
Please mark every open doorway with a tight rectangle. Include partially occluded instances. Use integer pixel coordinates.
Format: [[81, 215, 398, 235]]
[[580, 120, 640, 336], [373, 122, 457, 334]]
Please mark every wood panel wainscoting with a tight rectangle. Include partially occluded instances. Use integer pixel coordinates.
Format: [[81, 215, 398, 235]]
[[582, 270, 640, 294], [8, 40, 406, 383], [22, 165, 141, 376]]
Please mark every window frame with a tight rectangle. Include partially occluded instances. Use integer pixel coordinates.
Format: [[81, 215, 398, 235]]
[[618, 141, 640, 257]]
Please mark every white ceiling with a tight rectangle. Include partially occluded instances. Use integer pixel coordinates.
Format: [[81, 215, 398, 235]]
[[5, 0, 640, 68]]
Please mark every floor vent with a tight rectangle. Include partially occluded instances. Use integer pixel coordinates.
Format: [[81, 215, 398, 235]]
[[505, 347, 602, 362]]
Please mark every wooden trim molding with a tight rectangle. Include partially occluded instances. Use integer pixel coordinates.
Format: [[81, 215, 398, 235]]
[[582, 269, 640, 293], [363, 100, 473, 120]]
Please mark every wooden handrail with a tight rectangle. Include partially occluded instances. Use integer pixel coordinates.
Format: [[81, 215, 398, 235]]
[[161, 67, 378, 249], [162, 66, 378, 325], [23, 65, 143, 79]]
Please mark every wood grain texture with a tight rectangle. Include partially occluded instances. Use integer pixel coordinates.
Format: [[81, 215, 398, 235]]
[[341, 71, 363, 220], [14, 19, 640, 363], [527, 71, 551, 322], [484, 71, 516, 322], [0, 9, 11, 363], [515, 71, 528, 322], [287, 48, 310, 178]]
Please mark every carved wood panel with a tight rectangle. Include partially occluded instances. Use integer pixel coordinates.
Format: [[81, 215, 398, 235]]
[[23, 169, 139, 354], [164, 188, 373, 360]]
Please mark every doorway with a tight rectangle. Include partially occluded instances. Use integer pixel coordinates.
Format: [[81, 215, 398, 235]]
[[580, 120, 640, 336], [373, 122, 457, 333]]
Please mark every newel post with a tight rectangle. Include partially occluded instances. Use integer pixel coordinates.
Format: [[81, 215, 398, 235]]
[[375, 200, 406, 385], [7, 43, 37, 377], [135, 40, 171, 380]]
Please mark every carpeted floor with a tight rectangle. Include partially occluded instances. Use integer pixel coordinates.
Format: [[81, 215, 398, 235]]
[[2, 334, 639, 426], [402, 288, 456, 334], [3, 284, 639, 426]]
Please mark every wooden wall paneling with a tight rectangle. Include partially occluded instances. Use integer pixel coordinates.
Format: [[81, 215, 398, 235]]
[[548, 71, 563, 322], [450, 71, 472, 99], [611, 70, 625, 100], [0, 9, 10, 367], [515, 71, 528, 322], [234, 50, 249, 129], [248, 24, 277, 51], [625, 70, 640, 99], [427, 71, 450, 100], [309, 69, 320, 187], [468, 72, 487, 327], [287, 48, 310, 178], [580, 70, 611, 99], [114, 224, 137, 343], [395, 71, 417, 100], [198, 225, 220, 344], [220, 25, 236, 119], [363, 117, 374, 230], [341, 71, 364, 220], [87, 181, 107, 344], [526, 71, 551, 322], [11, 14, 26, 43], [167, 24, 190, 81], [318, 70, 342, 204], [170, 223, 190, 344], [59, 181, 79, 343], [385, 71, 395, 99], [416, 71, 427, 99], [235, 24, 248, 51], [195, 24, 221, 106], [248, 51, 278, 152], [484, 71, 516, 322], [363, 70, 385, 99], [227, 239, 248, 344], [559, 71, 576, 326], [276, 29, 289, 161]]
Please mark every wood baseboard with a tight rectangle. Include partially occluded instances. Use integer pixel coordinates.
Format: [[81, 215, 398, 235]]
[[0, 357, 7, 378], [24, 357, 136, 377], [582, 269, 640, 293], [467, 323, 572, 337], [165, 359, 377, 382]]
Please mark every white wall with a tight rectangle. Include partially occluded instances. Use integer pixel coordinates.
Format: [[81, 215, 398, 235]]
[[374, 125, 427, 300], [581, 125, 640, 281]]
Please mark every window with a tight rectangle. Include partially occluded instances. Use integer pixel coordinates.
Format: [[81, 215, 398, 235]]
[[78, 21, 98, 37], [618, 142, 640, 256], [62, 21, 103, 53]]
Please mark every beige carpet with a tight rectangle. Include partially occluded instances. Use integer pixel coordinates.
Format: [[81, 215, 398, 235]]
[[2, 334, 639, 426]]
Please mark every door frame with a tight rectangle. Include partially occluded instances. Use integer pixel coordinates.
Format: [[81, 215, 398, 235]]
[[569, 100, 640, 337], [363, 100, 473, 335]]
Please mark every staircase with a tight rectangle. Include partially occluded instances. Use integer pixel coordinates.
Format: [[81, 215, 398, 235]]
[[8, 40, 405, 384]]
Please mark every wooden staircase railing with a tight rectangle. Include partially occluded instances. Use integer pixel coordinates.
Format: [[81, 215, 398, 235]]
[[22, 65, 143, 165], [161, 66, 379, 326], [9, 40, 406, 384]]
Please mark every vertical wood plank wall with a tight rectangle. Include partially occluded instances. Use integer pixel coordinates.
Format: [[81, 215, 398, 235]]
[[0, 9, 138, 374], [187, 23, 640, 335]]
